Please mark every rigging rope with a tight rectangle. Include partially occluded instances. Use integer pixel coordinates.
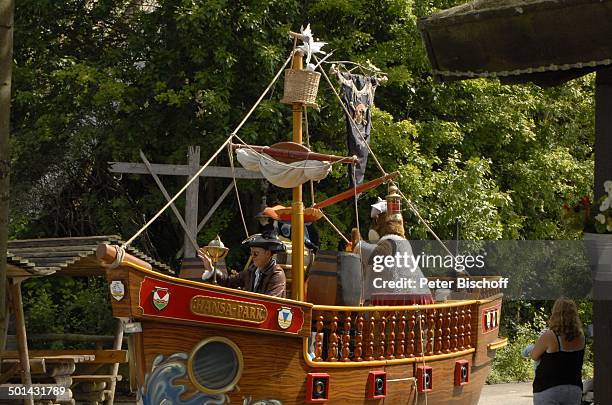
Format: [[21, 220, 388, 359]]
[[320, 212, 350, 244], [123, 49, 294, 248], [399, 189, 455, 258], [232, 52, 294, 136], [418, 310, 429, 405], [314, 54, 456, 260], [123, 136, 232, 247], [314, 55, 387, 176], [304, 106, 316, 206], [228, 140, 250, 238]]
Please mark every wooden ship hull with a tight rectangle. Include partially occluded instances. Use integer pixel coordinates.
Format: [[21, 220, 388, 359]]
[[99, 27, 507, 405], [102, 247, 506, 405]]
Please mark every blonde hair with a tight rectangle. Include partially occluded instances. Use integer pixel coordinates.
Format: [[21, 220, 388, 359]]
[[549, 297, 583, 341]]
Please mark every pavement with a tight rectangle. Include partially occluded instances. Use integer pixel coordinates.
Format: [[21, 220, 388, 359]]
[[479, 382, 533, 405]]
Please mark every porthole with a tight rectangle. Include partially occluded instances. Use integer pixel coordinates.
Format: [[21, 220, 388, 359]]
[[187, 337, 244, 394]]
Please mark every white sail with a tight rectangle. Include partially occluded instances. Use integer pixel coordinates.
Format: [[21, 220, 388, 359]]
[[236, 148, 331, 188]]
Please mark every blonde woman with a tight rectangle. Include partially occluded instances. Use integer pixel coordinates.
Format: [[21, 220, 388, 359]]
[[530, 298, 585, 405]]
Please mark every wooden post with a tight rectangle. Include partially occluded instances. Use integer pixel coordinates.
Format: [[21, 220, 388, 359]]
[[593, 67, 612, 405], [0, 0, 15, 353], [109, 148, 260, 261], [183, 146, 200, 258], [176, 183, 233, 258], [291, 51, 305, 301], [140, 151, 199, 252], [106, 319, 124, 405], [9, 280, 33, 405]]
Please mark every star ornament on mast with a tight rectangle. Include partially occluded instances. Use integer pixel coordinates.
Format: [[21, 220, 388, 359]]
[[297, 24, 327, 70]]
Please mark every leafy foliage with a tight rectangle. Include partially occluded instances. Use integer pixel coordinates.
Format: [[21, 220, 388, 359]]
[[10, 0, 595, 249], [21, 276, 115, 349], [8, 0, 597, 382], [488, 321, 542, 384]]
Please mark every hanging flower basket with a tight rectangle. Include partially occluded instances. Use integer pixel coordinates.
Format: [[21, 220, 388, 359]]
[[280, 69, 321, 107]]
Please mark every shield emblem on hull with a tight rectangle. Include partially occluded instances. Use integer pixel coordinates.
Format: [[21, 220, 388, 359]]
[[152, 287, 170, 310], [277, 307, 293, 329], [110, 280, 125, 301]]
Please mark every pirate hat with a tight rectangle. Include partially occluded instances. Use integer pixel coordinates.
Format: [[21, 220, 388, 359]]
[[242, 231, 286, 253]]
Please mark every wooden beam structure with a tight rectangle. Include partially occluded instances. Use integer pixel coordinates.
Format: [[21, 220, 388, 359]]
[[7, 235, 172, 276], [183, 147, 200, 258], [593, 67, 612, 404], [107, 320, 124, 405], [313, 171, 399, 210], [3, 349, 128, 364], [110, 147, 264, 260], [0, 0, 15, 356], [231, 143, 358, 163], [290, 51, 305, 302], [9, 281, 33, 404], [139, 151, 200, 255], [175, 183, 233, 259], [3, 236, 169, 403]]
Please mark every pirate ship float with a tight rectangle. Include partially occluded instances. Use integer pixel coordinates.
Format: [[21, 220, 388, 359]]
[[97, 28, 507, 405]]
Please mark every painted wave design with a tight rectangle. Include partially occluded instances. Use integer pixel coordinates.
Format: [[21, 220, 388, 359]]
[[139, 353, 227, 405]]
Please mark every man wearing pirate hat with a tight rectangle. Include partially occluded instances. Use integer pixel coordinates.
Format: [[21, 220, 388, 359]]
[[200, 231, 287, 297]]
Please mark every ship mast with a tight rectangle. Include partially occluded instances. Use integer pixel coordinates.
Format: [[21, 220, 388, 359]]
[[290, 48, 305, 301]]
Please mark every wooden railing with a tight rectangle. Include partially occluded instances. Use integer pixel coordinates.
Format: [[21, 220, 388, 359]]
[[308, 301, 478, 364]]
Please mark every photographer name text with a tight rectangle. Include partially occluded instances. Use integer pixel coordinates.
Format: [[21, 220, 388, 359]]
[[372, 276, 509, 290]]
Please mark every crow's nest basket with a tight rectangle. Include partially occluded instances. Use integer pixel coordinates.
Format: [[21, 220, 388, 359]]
[[280, 69, 321, 108]]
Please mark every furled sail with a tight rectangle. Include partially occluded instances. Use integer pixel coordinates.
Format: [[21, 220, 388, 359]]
[[236, 148, 331, 188]]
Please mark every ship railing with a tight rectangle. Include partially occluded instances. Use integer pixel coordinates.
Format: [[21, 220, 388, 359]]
[[306, 300, 480, 366]]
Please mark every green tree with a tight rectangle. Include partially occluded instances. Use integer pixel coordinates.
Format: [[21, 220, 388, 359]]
[[9, 0, 595, 380], [10, 0, 594, 250]]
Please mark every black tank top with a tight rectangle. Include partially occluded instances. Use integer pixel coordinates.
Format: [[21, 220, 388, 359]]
[[533, 333, 584, 393]]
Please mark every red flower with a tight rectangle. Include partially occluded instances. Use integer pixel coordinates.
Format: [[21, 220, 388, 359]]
[[581, 196, 590, 206]]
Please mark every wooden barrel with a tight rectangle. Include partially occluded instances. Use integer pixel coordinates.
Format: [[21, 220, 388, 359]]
[[306, 251, 338, 305], [306, 251, 363, 305], [179, 258, 228, 282], [179, 257, 205, 281]]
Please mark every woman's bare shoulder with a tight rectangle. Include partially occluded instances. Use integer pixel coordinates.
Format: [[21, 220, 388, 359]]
[[540, 329, 558, 352]]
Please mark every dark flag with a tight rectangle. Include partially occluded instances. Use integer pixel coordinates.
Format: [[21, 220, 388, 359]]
[[338, 72, 380, 188]]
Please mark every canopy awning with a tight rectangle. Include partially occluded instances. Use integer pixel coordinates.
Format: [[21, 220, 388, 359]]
[[7, 235, 173, 278], [417, 0, 612, 86]]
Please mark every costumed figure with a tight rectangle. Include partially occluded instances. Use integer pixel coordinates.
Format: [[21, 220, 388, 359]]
[[358, 185, 434, 305], [199, 231, 287, 298], [255, 203, 319, 252]]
